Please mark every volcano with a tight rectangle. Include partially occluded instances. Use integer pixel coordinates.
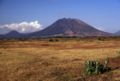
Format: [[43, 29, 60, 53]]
[[30, 18, 111, 37]]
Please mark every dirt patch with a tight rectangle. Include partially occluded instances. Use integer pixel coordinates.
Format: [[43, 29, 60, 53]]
[[109, 57, 120, 70]]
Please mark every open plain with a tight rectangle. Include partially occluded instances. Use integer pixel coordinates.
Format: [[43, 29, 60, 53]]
[[0, 37, 120, 81]]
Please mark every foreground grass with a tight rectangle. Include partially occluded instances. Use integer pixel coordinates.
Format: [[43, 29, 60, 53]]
[[0, 39, 120, 81]]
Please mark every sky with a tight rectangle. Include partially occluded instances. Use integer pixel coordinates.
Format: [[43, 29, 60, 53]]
[[0, 0, 120, 34]]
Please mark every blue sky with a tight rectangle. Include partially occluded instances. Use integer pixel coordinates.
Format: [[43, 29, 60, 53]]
[[0, 0, 120, 33]]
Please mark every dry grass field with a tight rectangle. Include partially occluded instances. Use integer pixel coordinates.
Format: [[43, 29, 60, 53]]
[[0, 38, 120, 81]]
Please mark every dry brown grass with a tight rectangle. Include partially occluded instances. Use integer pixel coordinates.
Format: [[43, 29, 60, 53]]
[[0, 38, 120, 81]]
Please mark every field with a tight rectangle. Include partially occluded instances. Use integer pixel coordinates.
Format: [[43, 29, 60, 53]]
[[0, 37, 120, 81]]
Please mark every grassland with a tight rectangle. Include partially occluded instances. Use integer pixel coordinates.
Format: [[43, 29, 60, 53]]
[[0, 38, 120, 81]]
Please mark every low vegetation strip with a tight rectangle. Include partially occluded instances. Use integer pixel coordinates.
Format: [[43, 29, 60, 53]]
[[0, 38, 120, 49]]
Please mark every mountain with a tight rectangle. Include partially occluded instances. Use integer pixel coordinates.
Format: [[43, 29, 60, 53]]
[[114, 31, 120, 36], [29, 18, 111, 37], [0, 31, 28, 39]]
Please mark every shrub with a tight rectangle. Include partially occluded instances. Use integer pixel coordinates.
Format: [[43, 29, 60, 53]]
[[85, 58, 111, 75], [97, 37, 105, 41], [49, 39, 54, 42], [49, 38, 59, 42], [117, 51, 120, 57]]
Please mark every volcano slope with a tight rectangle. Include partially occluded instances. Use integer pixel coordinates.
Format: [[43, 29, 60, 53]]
[[0, 37, 120, 81]]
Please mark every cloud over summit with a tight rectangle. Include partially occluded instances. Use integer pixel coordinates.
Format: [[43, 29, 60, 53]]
[[0, 21, 42, 34]]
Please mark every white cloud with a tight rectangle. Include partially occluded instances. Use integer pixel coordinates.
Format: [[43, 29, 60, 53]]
[[0, 20, 43, 34]]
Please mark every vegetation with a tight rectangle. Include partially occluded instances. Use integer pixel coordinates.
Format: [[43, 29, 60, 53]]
[[0, 38, 120, 81], [49, 38, 59, 42], [85, 58, 111, 75], [117, 51, 120, 57]]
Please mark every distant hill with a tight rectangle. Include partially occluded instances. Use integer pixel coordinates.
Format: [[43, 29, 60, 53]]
[[29, 18, 111, 37], [0, 31, 28, 39], [0, 18, 112, 39], [114, 31, 120, 36]]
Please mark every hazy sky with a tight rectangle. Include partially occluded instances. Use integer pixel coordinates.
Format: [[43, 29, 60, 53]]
[[0, 0, 120, 33]]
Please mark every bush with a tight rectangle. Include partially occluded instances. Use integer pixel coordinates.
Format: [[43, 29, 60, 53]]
[[97, 37, 105, 41], [117, 51, 120, 57], [49, 38, 59, 42], [85, 58, 111, 75]]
